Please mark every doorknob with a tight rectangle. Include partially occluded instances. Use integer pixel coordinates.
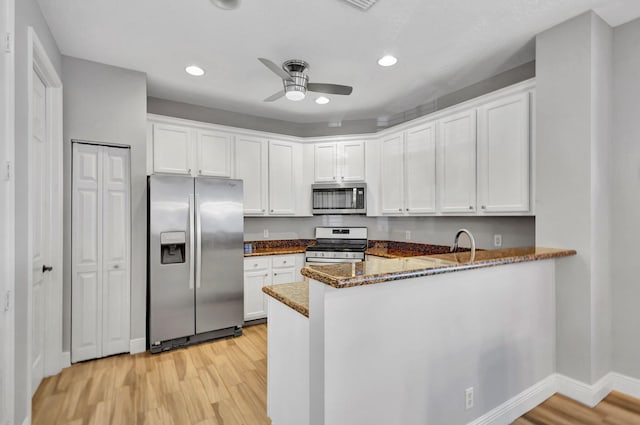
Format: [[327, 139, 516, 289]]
[[42, 265, 53, 273]]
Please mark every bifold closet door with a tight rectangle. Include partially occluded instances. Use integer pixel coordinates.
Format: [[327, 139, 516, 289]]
[[72, 143, 130, 363]]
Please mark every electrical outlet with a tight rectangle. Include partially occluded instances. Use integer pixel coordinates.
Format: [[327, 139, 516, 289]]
[[465, 387, 474, 410], [263, 229, 269, 238], [405, 230, 411, 241], [494, 234, 502, 247]]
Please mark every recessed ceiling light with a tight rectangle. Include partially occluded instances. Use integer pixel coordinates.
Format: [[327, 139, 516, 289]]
[[185, 65, 205, 76], [315, 96, 330, 105], [377, 55, 398, 67], [210, 0, 240, 10]]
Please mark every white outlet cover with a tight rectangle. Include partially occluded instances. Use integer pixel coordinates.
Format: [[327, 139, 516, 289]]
[[494, 234, 502, 247]]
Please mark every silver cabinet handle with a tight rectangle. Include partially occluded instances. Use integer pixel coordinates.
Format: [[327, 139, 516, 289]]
[[199, 169, 202, 174], [188, 194, 195, 290], [195, 194, 202, 289], [188, 168, 192, 174]]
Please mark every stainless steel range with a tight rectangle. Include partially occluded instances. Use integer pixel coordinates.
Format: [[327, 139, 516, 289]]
[[305, 227, 368, 264]]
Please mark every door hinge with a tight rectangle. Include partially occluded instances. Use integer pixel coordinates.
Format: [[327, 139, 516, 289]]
[[3, 32, 12, 54], [3, 290, 11, 312], [4, 161, 12, 181]]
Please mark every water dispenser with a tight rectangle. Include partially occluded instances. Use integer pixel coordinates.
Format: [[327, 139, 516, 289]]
[[160, 231, 186, 264]]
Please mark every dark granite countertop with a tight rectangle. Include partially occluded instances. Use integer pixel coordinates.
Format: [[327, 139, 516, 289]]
[[262, 281, 309, 318]]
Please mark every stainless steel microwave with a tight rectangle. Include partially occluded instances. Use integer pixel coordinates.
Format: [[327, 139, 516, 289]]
[[312, 183, 366, 215]]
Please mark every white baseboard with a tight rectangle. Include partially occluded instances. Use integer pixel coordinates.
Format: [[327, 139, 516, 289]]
[[467, 374, 557, 425], [60, 351, 71, 369], [466, 371, 640, 425], [610, 372, 640, 399], [129, 338, 146, 355], [555, 372, 613, 407], [22, 415, 31, 425]]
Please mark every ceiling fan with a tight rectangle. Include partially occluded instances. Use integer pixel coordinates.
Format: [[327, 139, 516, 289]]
[[258, 58, 353, 102]]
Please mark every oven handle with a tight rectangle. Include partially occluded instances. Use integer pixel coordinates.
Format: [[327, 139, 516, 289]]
[[305, 258, 364, 264]]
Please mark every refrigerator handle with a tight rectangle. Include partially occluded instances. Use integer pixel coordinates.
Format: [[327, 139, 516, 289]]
[[195, 194, 202, 289], [189, 194, 195, 290]]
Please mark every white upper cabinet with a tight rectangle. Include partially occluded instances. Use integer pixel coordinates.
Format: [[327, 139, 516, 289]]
[[380, 123, 436, 215], [152, 123, 192, 175], [405, 122, 437, 214], [196, 130, 233, 177], [314, 141, 365, 183], [151, 122, 234, 177], [314, 143, 338, 182], [269, 140, 298, 215], [437, 109, 477, 214], [235, 135, 268, 215], [477, 92, 530, 213]]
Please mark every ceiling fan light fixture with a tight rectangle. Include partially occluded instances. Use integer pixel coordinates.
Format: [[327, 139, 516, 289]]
[[210, 0, 240, 10], [185, 65, 205, 76], [378, 55, 398, 67], [285, 89, 306, 101], [315, 96, 330, 105]]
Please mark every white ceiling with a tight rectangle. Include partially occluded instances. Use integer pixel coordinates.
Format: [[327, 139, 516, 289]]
[[37, 0, 640, 124]]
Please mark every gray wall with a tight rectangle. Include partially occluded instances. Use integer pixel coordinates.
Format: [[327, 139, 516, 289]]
[[148, 61, 535, 138], [535, 11, 613, 384], [245, 216, 535, 250], [14, 0, 61, 423], [612, 17, 640, 379], [62, 57, 147, 352]]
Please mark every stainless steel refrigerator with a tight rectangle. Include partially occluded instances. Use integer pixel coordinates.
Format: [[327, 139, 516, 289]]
[[148, 175, 244, 353]]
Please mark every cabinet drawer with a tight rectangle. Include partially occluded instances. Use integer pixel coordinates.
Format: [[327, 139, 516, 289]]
[[272, 255, 296, 268], [244, 257, 270, 271]]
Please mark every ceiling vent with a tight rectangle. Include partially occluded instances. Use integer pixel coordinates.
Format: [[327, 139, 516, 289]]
[[341, 0, 377, 11]]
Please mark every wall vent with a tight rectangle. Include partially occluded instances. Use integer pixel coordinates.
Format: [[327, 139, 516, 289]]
[[341, 0, 378, 11]]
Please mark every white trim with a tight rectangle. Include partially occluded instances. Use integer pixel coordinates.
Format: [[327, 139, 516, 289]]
[[59, 352, 70, 370], [22, 416, 30, 425], [1, 0, 15, 424], [610, 372, 640, 399], [27, 26, 64, 405], [555, 372, 613, 407], [129, 338, 146, 355], [467, 374, 557, 425]]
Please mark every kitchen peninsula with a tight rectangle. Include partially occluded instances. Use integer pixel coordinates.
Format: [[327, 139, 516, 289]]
[[264, 247, 575, 425]]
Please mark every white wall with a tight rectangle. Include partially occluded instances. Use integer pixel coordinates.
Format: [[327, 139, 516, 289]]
[[61, 57, 147, 352], [535, 11, 613, 384], [611, 17, 640, 379], [244, 216, 535, 250], [13, 0, 61, 422]]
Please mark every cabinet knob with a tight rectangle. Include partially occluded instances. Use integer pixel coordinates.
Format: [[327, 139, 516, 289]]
[[481, 205, 486, 210], [262, 209, 265, 212], [469, 206, 474, 210], [283, 260, 287, 264], [253, 264, 258, 267], [333, 176, 336, 180], [199, 169, 202, 174], [270, 209, 274, 213], [114, 264, 120, 269], [341, 176, 344, 180], [274, 273, 278, 276], [398, 208, 402, 212], [264, 274, 268, 277], [406, 208, 409, 211], [188, 168, 192, 173]]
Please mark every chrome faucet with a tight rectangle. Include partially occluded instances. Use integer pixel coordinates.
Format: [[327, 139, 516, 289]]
[[451, 228, 476, 262]]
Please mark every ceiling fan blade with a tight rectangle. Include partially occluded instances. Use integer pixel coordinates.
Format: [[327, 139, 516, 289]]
[[307, 83, 353, 95], [258, 58, 293, 82], [263, 90, 285, 102]]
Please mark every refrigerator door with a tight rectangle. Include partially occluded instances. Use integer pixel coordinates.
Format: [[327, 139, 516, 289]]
[[195, 177, 244, 334], [149, 175, 195, 344]]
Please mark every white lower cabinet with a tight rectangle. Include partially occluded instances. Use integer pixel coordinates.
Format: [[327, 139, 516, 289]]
[[243, 254, 304, 321], [71, 143, 131, 363]]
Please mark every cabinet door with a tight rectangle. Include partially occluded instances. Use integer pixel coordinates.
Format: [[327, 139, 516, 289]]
[[235, 136, 268, 215], [101, 147, 131, 357], [380, 133, 405, 215], [437, 109, 477, 214], [196, 130, 233, 177], [272, 268, 297, 285], [314, 143, 338, 182], [153, 123, 192, 175], [477, 92, 530, 213], [405, 123, 436, 214], [339, 141, 365, 182], [269, 140, 297, 215], [244, 270, 270, 321]]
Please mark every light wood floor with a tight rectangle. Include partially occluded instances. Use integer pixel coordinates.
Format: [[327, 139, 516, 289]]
[[32, 324, 271, 425], [514, 391, 640, 424], [33, 323, 640, 425]]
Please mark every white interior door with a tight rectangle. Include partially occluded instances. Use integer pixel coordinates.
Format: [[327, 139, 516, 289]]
[[71, 143, 102, 362], [101, 147, 130, 356], [30, 72, 51, 395], [72, 143, 131, 363]]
